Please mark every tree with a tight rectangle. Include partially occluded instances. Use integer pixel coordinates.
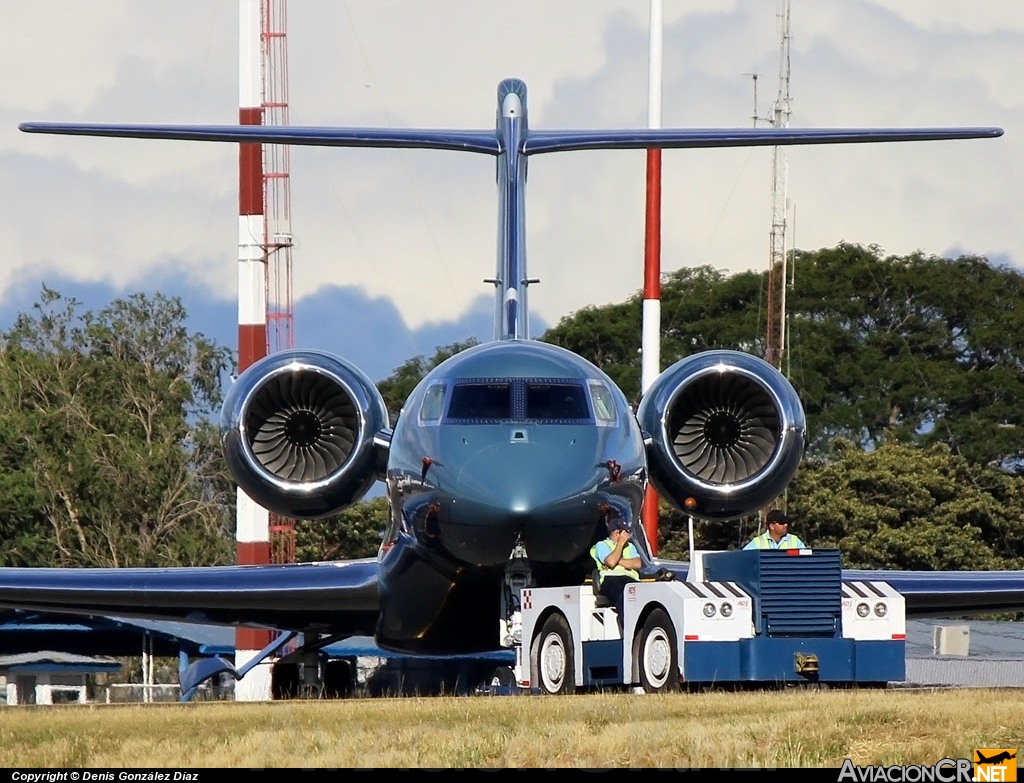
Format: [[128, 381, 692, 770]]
[[542, 301, 642, 403], [0, 287, 235, 567], [786, 245, 1024, 470], [376, 339, 479, 420], [544, 246, 1024, 475], [295, 497, 388, 561], [371, 246, 1024, 573], [658, 265, 766, 360], [654, 502, 761, 561], [787, 440, 1024, 571], [539, 247, 1024, 569], [651, 440, 1024, 572], [542, 266, 767, 404]]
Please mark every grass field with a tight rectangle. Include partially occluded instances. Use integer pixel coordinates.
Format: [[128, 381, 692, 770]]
[[0, 688, 1019, 768]]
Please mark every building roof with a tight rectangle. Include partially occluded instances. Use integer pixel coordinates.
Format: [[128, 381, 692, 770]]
[[0, 650, 121, 673], [0, 610, 234, 658]]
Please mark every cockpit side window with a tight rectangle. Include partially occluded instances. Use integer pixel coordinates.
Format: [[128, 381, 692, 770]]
[[525, 382, 590, 420], [447, 382, 512, 420], [589, 381, 617, 425], [419, 383, 447, 424]]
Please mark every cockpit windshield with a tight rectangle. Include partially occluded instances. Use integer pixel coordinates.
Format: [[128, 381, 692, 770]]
[[444, 378, 596, 423], [525, 382, 589, 419], [448, 382, 512, 420]]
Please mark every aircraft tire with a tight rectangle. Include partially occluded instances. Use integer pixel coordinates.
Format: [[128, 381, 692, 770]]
[[489, 665, 516, 688], [271, 662, 301, 700], [635, 608, 679, 693], [532, 613, 575, 695]]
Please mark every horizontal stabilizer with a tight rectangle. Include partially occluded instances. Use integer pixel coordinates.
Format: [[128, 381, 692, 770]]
[[19, 122, 1002, 155], [18, 123, 502, 154]]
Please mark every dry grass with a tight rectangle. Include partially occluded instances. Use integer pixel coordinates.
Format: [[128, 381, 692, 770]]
[[0, 688, 1019, 768]]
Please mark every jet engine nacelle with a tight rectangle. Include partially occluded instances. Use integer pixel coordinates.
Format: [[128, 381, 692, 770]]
[[221, 350, 390, 519], [636, 350, 806, 520]]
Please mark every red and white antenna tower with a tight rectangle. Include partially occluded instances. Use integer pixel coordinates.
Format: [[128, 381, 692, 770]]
[[640, 0, 664, 555], [233, 0, 296, 702]]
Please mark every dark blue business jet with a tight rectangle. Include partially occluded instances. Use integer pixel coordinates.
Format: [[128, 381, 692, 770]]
[[4, 78, 1019, 688]]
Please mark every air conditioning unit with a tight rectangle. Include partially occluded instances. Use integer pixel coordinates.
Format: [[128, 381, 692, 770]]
[[933, 624, 970, 656]]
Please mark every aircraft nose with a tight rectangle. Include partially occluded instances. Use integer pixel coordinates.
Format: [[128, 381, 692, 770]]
[[455, 440, 595, 511], [432, 433, 642, 566]]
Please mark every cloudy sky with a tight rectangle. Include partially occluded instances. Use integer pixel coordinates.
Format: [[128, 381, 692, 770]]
[[2, 1, 1020, 381]]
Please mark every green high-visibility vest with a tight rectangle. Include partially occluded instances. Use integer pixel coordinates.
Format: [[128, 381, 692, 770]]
[[590, 540, 639, 582], [748, 532, 804, 550]]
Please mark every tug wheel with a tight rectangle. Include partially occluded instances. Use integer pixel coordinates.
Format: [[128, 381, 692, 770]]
[[531, 613, 575, 695], [635, 608, 679, 693]]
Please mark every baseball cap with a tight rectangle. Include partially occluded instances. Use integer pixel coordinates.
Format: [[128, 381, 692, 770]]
[[607, 517, 630, 534]]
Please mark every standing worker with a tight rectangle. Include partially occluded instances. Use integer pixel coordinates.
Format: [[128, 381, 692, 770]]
[[743, 509, 807, 550]]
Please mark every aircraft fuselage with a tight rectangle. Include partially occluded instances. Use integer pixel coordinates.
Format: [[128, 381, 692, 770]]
[[377, 339, 646, 652]]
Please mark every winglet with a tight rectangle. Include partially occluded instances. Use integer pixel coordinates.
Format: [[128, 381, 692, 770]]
[[179, 656, 237, 702], [179, 629, 298, 702]]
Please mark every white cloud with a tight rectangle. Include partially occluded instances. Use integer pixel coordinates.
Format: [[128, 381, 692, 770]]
[[3, 0, 1020, 335]]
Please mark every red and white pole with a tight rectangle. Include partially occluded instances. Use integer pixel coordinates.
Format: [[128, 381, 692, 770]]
[[233, 0, 273, 701], [641, 0, 663, 554]]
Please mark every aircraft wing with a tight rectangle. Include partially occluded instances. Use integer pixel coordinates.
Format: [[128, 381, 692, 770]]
[[654, 559, 1024, 616], [844, 568, 1024, 617], [0, 559, 380, 636]]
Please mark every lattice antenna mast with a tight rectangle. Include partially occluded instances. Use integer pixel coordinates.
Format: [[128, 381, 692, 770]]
[[260, 0, 297, 567], [261, 0, 295, 356], [743, 72, 760, 127], [764, 0, 792, 370]]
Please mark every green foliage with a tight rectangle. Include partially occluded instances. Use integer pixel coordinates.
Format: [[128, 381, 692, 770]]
[[786, 244, 1024, 470], [376, 339, 479, 420], [654, 441, 1024, 571], [7, 244, 1024, 574], [542, 265, 766, 401], [660, 266, 766, 358], [295, 497, 388, 561], [0, 287, 235, 566], [542, 249, 1024, 570], [543, 246, 1024, 475], [787, 440, 1024, 570], [544, 244, 1024, 569], [543, 301, 642, 403], [655, 502, 760, 561]]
